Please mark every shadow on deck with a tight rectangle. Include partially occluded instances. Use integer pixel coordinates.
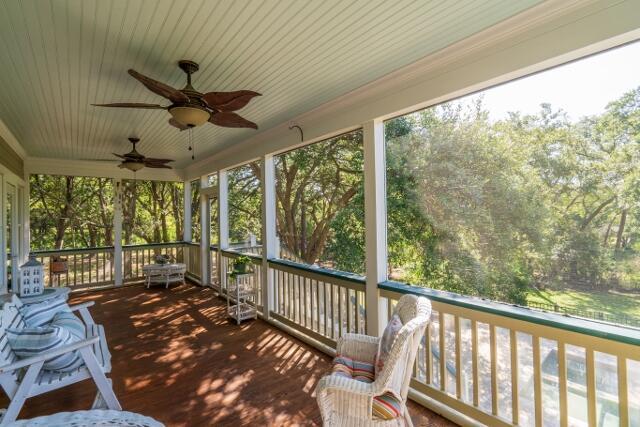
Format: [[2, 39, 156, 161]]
[[1, 283, 456, 426]]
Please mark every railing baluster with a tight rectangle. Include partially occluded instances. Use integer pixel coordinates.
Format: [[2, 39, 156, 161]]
[[439, 311, 445, 392], [490, 324, 498, 416], [533, 335, 542, 427], [425, 313, 432, 385], [510, 329, 519, 425], [558, 342, 568, 427], [338, 286, 344, 338], [585, 349, 597, 427], [471, 319, 479, 407], [455, 316, 462, 400], [618, 356, 629, 427]]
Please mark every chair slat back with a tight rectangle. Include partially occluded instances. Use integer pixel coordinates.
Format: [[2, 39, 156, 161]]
[[0, 295, 26, 370]]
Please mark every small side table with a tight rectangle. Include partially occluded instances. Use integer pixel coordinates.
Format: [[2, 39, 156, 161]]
[[0, 287, 70, 305], [226, 272, 257, 325]]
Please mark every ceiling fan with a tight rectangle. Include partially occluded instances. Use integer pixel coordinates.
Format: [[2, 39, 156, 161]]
[[93, 60, 261, 130], [114, 137, 173, 172]]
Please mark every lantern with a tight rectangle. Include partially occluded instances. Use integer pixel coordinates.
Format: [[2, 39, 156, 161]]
[[19, 255, 44, 297]]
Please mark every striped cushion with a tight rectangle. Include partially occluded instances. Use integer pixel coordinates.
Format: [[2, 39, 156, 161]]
[[19, 295, 70, 327], [372, 392, 403, 420], [330, 355, 402, 419], [331, 355, 375, 383], [7, 312, 85, 373]]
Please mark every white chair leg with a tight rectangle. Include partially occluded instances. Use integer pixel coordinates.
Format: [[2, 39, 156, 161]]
[[79, 347, 121, 411], [403, 405, 414, 427], [0, 361, 43, 425]]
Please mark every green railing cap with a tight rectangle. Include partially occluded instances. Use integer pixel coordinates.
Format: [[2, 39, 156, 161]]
[[380, 280, 640, 347]]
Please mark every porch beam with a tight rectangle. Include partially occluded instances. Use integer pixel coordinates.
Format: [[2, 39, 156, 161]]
[[261, 154, 276, 318], [217, 170, 229, 287], [113, 178, 123, 286], [200, 176, 210, 286], [363, 119, 386, 336], [183, 180, 191, 243]]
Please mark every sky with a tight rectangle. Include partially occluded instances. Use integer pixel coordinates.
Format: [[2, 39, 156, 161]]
[[462, 40, 640, 122]]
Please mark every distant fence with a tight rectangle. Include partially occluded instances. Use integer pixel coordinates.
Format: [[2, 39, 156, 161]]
[[526, 300, 640, 329]]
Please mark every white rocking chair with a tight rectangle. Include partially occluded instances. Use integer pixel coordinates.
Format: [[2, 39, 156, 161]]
[[0, 295, 121, 425], [316, 294, 431, 427]]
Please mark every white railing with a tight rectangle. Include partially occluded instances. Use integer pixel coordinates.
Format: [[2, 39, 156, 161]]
[[32, 242, 184, 290], [379, 281, 640, 427], [268, 259, 366, 347], [123, 243, 184, 283], [184, 243, 201, 281], [33, 246, 115, 289]]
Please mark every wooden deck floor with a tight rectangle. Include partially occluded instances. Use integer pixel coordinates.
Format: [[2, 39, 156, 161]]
[[2, 283, 456, 426]]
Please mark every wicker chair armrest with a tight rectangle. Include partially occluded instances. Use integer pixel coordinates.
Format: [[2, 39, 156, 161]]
[[336, 333, 379, 363], [316, 374, 374, 423]]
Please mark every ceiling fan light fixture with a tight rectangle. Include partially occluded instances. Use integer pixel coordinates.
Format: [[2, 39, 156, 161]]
[[169, 105, 210, 127], [121, 160, 145, 172]]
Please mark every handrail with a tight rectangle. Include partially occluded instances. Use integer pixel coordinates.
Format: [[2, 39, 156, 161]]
[[221, 248, 262, 262], [268, 258, 365, 285], [380, 280, 640, 347], [32, 241, 186, 255]]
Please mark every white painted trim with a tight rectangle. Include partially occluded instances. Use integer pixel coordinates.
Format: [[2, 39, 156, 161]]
[[25, 157, 185, 182], [0, 119, 27, 159], [218, 171, 229, 250], [363, 120, 386, 337], [261, 155, 276, 319], [113, 179, 123, 286], [184, 0, 640, 179], [182, 181, 192, 243], [200, 176, 210, 286]]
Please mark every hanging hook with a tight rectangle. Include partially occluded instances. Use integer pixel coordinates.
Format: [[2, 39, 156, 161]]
[[289, 124, 303, 142]]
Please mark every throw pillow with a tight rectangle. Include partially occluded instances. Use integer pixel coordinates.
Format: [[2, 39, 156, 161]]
[[19, 295, 70, 327], [7, 311, 86, 372], [375, 314, 402, 376]]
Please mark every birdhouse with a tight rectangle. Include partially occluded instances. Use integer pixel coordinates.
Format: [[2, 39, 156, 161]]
[[19, 255, 44, 297]]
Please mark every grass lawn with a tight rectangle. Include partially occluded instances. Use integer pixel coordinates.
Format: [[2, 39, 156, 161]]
[[526, 288, 640, 320]]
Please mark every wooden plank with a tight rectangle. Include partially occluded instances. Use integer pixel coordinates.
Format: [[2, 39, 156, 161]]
[[558, 342, 568, 427], [490, 325, 498, 416], [510, 329, 519, 425], [618, 356, 629, 427]]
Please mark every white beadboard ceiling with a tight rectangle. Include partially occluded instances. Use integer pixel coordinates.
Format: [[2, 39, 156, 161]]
[[0, 0, 542, 168]]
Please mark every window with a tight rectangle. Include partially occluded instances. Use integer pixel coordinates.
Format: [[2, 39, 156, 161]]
[[30, 175, 114, 249], [385, 41, 640, 327], [121, 179, 183, 245], [275, 130, 364, 274], [227, 162, 261, 252]]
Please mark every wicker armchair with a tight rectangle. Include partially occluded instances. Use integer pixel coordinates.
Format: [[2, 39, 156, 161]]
[[316, 294, 431, 427]]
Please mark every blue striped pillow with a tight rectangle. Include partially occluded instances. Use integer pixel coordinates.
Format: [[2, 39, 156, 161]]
[[7, 312, 86, 372], [19, 295, 70, 327]]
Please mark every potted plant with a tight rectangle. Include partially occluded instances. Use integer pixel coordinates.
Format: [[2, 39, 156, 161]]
[[231, 255, 252, 274], [154, 254, 170, 265]]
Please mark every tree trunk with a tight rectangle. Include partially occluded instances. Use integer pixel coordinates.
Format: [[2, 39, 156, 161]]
[[615, 209, 627, 252]]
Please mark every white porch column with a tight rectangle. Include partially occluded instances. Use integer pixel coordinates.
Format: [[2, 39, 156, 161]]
[[217, 170, 229, 287], [261, 155, 277, 319], [183, 180, 192, 243], [200, 176, 210, 286], [363, 119, 387, 336], [113, 179, 123, 286]]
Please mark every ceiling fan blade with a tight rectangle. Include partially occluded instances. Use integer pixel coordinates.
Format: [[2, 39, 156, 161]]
[[93, 102, 166, 109], [144, 162, 172, 169], [128, 69, 189, 104], [202, 90, 261, 111], [168, 118, 188, 131], [112, 153, 128, 159], [209, 112, 258, 129], [144, 157, 174, 164]]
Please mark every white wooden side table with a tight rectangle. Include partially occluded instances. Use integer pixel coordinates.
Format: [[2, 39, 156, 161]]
[[226, 272, 257, 324]]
